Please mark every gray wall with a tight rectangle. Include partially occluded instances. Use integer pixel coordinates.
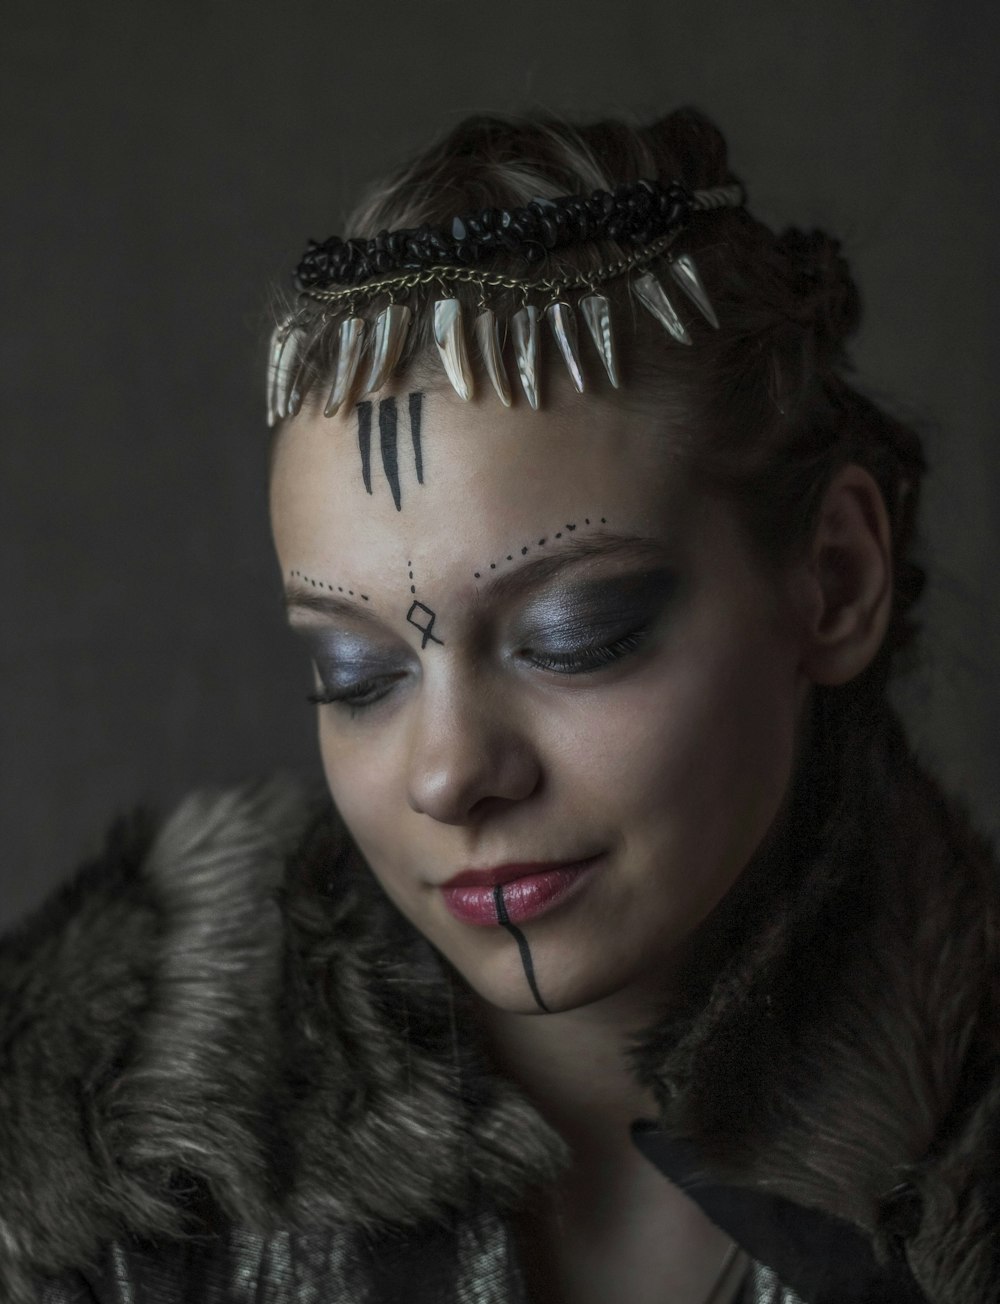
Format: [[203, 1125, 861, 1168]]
[[3, 1, 998, 925]]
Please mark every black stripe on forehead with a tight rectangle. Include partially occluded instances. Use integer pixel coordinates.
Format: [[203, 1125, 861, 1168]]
[[409, 392, 424, 485], [357, 401, 373, 495], [379, 397, 401, 511]]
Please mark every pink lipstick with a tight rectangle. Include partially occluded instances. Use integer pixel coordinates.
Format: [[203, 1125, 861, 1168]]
[[439, 855, 602, 926]]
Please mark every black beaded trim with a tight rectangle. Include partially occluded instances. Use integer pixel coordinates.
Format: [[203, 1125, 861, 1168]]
[[295, 178, 695, 291]]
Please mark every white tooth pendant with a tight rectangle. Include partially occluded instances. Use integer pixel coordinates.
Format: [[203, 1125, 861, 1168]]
[[669, 253, 719, 329], [433, 299, 474, 400], [364, 304, 412, 395], [274, 325, 306, 420], [287, 355, 308, 418], [511, 305, 541, 409], [633, 271, 692, 346], [580, 294, 620, 388], [474, 309, 512, 406], [324, 317, 366, 417], [265, 321, 285, 427], [545, 302, 585, 393]]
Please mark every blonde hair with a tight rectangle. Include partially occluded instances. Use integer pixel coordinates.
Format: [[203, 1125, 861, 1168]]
[[277, 106, 928, 708]]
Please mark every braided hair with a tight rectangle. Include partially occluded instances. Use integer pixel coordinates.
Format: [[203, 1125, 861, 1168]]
[[282, 106, 929, 721]]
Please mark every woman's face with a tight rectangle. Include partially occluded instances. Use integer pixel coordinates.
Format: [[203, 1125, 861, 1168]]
[[270, 373, 814, 1016]]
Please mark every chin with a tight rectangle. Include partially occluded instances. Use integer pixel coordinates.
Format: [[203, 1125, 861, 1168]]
[[453, 944, 626, 1017]]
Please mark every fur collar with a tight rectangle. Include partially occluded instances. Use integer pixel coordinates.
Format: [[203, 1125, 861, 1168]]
[[626, 699, 1000, 1302], [1, 702, 998, 1303], [0, 779, 565, 1302]]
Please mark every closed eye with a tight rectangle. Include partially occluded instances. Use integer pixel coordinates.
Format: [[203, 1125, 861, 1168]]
[[522, 626, 650, 674], [307, 672, 405, 715]]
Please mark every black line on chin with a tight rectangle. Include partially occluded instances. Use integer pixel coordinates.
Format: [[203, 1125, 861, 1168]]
[[493, 884, 551, 1013]]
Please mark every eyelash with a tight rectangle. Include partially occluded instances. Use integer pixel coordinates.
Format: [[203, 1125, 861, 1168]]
[[524, 628, 649, 674], [306, 626, 650, 716], [307, 679, 394, 714]]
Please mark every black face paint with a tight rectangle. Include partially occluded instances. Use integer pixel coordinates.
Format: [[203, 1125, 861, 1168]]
[[379, 396, 401, 511], [356, 393, 426, 510], [406, 600, 443, 648], [493, 885, 550, 1013], [473, 517, 610, 577], [289, 569, 370, 601], [409, 391, 424, 484], [356, 401, 373, 495], [405, 559, 444, 648]]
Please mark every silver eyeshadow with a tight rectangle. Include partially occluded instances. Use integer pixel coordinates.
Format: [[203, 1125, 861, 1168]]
[[295, 631, 409, 697], [293, 568, 677, 695], [509, 570, 677, 655]]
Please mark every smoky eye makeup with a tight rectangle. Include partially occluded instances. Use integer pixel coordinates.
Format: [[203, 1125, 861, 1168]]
[[511, 568, 678, 661], [293, 628, 410, 697]]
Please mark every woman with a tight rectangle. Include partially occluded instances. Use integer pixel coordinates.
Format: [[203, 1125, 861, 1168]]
[[2, 107, 997, 1303]]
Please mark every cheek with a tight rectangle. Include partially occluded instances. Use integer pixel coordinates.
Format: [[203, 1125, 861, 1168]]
[[555, 610, 799, 878], [317, 721, 409, 887]]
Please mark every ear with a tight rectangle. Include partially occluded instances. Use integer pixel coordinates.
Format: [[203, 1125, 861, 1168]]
[[790, 464, 894, 687]]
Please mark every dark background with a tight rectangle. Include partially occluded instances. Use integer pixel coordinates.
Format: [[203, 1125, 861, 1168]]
[[3, 2, 998, 926]]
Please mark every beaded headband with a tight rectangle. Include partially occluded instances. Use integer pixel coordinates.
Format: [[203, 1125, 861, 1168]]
[[266, 177, 745, 425]]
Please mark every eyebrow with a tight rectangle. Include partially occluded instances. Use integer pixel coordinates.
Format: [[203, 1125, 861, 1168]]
[[471, 532, 671, 607], [284, 586, 382, 624], [282, 532, 671, 623]]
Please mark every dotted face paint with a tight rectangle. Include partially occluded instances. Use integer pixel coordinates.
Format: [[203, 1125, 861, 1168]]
[[405, 559, 443, 648], [289, 570, 370, 601], [473, 518, 608, 579]]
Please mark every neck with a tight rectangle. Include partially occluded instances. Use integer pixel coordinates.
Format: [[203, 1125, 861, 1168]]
[[478, 985, 663, 1157], [477, 984, 745, 1304]]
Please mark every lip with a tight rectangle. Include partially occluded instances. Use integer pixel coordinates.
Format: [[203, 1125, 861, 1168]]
[[442, 857, 601, 889], [440, 853, 604, 926]]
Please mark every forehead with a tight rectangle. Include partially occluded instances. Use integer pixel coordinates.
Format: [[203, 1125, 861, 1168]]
[[269, 377, 695, 581]]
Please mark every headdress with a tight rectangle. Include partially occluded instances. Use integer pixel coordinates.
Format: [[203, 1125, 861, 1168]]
[[266, 177, 745, 425]]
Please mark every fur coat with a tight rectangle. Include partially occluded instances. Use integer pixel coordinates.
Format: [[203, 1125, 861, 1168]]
[[1, 699, 998, 1303]]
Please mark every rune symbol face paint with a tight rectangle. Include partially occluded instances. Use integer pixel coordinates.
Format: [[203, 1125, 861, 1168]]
[[404, 558, 444, 647], [407, 600, 443, 648], [493, 884, 550, 1013]]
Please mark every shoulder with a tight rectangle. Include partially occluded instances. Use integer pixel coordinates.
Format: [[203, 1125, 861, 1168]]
[[0, 779, 321, 1300]]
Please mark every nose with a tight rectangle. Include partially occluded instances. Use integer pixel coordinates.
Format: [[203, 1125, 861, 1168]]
[[405, 680, 541, 825]]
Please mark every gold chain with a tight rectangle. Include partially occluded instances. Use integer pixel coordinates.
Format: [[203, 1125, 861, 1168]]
[[301, 232, 679, 308], [296, 182, 742, 312]]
